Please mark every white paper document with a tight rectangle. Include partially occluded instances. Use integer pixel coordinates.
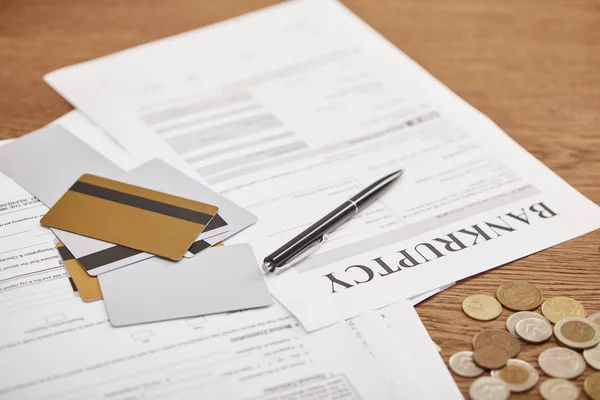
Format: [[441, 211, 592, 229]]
[[0, 297, 395, 399], [50, 110, 452, 308], [51, 110, 137, 171], [45, 0, 600, 330], [0, 172, 70, 308], [1, 113, 463, 398], [348, 301, 463, 399], [0, 210, 460, 399]]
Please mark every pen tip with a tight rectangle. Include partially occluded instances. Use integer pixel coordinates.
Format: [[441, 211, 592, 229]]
[[391, 169, 404, 179]]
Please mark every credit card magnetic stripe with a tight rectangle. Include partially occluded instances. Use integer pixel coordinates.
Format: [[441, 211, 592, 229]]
[[57, 244, 80, 295], [69, 180, 215, 225], [57, 241, 75, 262]]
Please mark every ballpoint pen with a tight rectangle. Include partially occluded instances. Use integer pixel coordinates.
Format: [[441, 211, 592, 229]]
[[261, 169, 404, 274]]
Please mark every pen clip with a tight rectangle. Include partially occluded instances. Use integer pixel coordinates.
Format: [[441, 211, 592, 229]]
[[274, 234, 329, 275]]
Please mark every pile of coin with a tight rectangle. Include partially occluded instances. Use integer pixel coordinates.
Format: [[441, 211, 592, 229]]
[[447, 281, 600, 399]]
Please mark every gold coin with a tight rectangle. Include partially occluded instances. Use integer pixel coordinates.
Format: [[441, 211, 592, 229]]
[[496, 281, 542, 311], [554, 316, 600, 349], [463, 294, 503, 321], [541, 297, 586, 324], [499, 364, 528, 384], [585, 372, 600, 400], [473, 329, 521, 358], [472, 345, 509, 370], [492, 359, 538, 392]]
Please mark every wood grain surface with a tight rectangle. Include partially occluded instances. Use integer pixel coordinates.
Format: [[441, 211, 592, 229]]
[[1, 0, 599, 398]]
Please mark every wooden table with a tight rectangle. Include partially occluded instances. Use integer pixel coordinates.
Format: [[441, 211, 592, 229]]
[[1, 0, 598, 397]]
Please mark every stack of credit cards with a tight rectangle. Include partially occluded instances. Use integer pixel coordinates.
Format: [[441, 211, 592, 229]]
[[0, 125, 271, 327], [42, 174, 221, 260]]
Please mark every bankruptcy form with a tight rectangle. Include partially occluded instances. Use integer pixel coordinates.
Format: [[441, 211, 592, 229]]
[[0, 115, 462, 399], [45, 0, 600, 330]]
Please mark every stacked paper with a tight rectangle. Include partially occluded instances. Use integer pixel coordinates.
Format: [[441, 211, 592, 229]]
[[0, 126, 271, 326]]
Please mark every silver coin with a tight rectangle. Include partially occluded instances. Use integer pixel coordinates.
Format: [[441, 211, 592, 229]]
[[584, 343, 600, 370], [554, 316, 600, 349], [538, 347, 586, 379], [515, 317, 553, 343], [588, 312, 600, 327], [540, 378, 580, 400], [491, 359, 538, 392], [506, 311, 549, 336], [449, 351, 485, 377], [469, 377, 511, 400]]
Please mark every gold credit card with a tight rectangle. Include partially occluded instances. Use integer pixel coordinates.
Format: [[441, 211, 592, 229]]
[[42, 174, 218, 260], [56, 241, 103, 302]]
